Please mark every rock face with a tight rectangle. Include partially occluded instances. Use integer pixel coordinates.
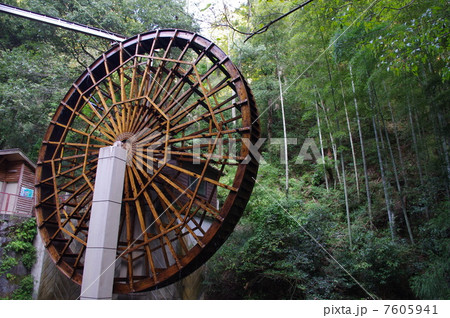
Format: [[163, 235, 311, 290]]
[[0, 216, 14, 297], [0, 214, 79, 300], [0, 214, 31, 298]]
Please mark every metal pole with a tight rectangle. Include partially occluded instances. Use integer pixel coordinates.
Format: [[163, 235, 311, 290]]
[[0, 3, 126, 42]]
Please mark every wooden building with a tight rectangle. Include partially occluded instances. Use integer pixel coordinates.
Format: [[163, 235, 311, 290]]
[[0, 149, 36, 216]]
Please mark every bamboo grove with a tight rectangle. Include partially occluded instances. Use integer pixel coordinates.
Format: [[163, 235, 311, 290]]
[[203, 0, 449, 300], [0, 0, 448, 299]]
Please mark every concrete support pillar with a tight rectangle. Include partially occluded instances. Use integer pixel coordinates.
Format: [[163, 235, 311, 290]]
[[80, 143, 127, 300]]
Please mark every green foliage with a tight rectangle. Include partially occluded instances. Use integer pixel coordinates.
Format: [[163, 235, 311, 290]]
[[0, 0, 198, 160], [21, 250, 37, 271], [0, 45, 72, 159], [205, 189, 350, 299], [340, 231, 414, 299], [410, 202, 450, 299], [203, 0, 449, 300], [0, 218, 37, 299], [0, 257, 19, 276], [6, 273, 16, 281], [237, 203, 306, 299], [13, 218, 37, 243], [410, 257, 450, 300], [10, 275, 34, 300]]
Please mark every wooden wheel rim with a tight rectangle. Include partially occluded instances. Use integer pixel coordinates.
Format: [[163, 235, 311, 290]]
[[35, 29, 260, 293]]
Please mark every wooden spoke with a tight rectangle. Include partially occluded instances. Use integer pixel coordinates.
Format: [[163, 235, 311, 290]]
[[36, 29, 260, 293]]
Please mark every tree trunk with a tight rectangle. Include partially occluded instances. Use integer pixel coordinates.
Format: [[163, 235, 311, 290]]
[[266, 98, 272, 139], [341, 151, 352, 249], [334, 83, 354, 250], [341, 81, 360, 200], [317, 23, 343, 188], [437, 112, 450, 197], [383, 120, 414, 244], [383, 84, 414, 244], [372, 115, 395, 241], [408, 99, 424, 183], [385, 85, 408, 187], [407, 98, 429, 218], [315, 101, 329, 191], [415, 108, 432, 180], [278, 68, 289, 198], [316, 88, 342, 186], [368, 82, 395, 240], [349, 65, 373, 226]]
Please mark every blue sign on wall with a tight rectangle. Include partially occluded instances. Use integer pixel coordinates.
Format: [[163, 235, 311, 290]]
[[20, 187, 34, 198]]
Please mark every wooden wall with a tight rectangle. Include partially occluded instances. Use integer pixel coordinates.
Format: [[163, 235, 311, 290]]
[[0, 167, 5, 182], [17, 163, 35, 215], [0, 159, 35, 216], [0, 161, 22, 183]]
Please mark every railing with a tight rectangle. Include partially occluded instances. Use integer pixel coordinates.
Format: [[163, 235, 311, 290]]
[[0, 191, 34, 216]]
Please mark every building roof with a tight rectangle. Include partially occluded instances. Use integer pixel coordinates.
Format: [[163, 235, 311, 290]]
[[0, 148, 36, 170]]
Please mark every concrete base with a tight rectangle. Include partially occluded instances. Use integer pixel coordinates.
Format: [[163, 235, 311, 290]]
[[80, 144, 127, 300], [31, 231, 45, 299], [36, 251, 80, 300]]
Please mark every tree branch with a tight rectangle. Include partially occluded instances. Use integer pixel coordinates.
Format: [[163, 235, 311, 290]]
[[244, 0, 316, 42], [376, 0, 417, 18], [381, 0, 416, 11], [217, 3, 253, 36]]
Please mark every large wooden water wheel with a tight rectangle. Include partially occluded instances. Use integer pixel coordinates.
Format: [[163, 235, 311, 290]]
[[35, 29, 259, 293]]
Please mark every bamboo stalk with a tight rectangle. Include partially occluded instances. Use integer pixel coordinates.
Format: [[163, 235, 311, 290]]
[[315, 101, 329, 191], [349, 65, 373, 226], [316, 88, 341, 186], [340, 81, 360, 200], [278, 68, 289, 197], [373, 116, 395, 241]]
